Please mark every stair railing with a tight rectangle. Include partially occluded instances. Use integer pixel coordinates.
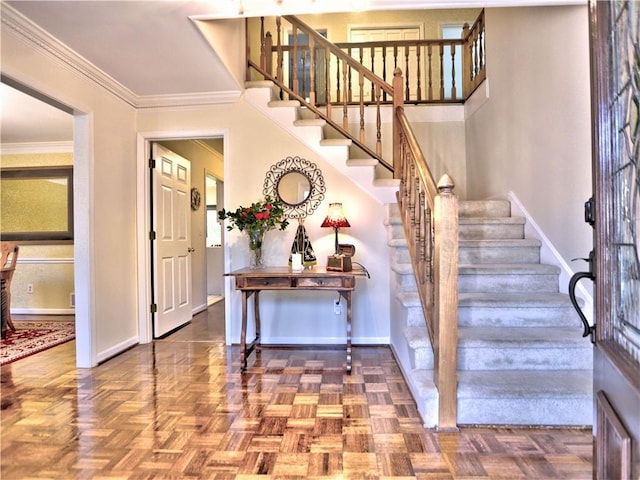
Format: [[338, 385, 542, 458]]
[[247, 15, 461, 429], [247, 14, 397, 172], [394, 97, 459, 430]]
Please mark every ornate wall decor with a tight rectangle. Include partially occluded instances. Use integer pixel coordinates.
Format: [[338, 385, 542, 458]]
[[263, 156, 326, 219]]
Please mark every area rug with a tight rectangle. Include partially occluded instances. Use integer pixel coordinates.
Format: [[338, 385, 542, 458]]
[[1, 321, 75, 365]]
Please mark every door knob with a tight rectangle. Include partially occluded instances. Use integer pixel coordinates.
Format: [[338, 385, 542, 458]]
[[188, 247, 195, 253]]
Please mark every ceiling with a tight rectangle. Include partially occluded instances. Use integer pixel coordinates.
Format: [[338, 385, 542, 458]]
[[1, 0, 583, 145]]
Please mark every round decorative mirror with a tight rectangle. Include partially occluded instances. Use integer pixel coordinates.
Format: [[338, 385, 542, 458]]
[[277, 171, 311, 206], [263, 156, 325, 219]]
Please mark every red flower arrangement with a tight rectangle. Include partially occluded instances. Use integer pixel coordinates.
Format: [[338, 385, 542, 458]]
[[218, 196, 289, 234]]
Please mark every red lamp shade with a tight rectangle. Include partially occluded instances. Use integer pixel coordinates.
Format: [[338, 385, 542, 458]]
[[320, 203, 351, 229]]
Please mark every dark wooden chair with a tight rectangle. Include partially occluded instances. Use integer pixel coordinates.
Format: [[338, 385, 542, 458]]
[[1, 242, 19, 339]]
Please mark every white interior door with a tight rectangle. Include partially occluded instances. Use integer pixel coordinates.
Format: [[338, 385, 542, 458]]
[[152, 143, 192, 337]]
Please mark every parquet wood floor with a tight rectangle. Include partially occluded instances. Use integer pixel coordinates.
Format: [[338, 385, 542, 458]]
[[1, 303, 593, 479]]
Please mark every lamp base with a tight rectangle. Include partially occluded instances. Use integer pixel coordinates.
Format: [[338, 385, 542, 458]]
[[326, 254, 352, 272]]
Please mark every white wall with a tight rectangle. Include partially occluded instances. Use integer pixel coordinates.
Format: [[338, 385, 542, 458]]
[[137, 99, 391, 345], [2, 17, 139, 366], [465, 5, 593, 271]]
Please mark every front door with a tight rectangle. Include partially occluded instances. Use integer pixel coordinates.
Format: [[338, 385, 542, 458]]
[[151, 143, 192, 337], [590, 1, 640, 478]]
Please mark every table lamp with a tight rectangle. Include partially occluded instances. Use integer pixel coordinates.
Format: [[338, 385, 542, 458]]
[[321, 203, 352, 272]]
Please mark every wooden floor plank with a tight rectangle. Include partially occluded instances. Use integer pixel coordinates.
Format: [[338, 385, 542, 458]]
[[1, 305, 593, 479]]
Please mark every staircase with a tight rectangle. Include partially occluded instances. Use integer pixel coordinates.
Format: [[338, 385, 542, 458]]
[[243, 80, 399, 205], [387, 200, 593, 427]]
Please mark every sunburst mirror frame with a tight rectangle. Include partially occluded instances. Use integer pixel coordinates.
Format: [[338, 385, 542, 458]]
[[263, 156, 326, 219]]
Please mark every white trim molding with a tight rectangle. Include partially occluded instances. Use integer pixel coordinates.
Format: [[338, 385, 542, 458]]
[[0, 141, 73, 154]]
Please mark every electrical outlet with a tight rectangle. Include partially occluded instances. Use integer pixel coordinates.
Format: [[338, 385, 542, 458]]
[[334, 302, 342, 315], [27, 283, 34, 294]]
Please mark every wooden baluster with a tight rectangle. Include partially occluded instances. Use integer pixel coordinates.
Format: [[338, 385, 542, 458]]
[[438, 42, 445, 101], [462, 23, 470, 97], [309, 36, 316, 107], [259, 17, 265, 72], [292, 25, 299, 98], [382, 46, 387, 102], [450, 42, 457, 100], [276, 18, 283, 84], [245, 18, 251, 81], [325, 46, 331, 115], [404, 45, 410, 101], [348, 47, 353, 103], [416, 43, 422, 102], [392, 68, 404, 178], [358, 46, 364, 100], [342, 59, 349, 130], [359, 70, 365, 143], [428, 44, 433, 101], [370, 46, 376, 101], [336, 54, 341, 105], [375, 85, 382, 157], [265, 32, 273, 78]]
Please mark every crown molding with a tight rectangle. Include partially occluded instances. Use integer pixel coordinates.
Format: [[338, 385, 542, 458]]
[[1, 3, 139, 107], [1, 4, 242, 110], [0, 141, 74, 155], [136, 90, 242, 109]]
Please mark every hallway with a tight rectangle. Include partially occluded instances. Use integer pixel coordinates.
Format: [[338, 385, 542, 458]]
[[1, 303, 592, 478]]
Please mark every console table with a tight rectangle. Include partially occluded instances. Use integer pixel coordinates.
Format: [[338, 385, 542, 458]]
[[226, 267, 364, 373]]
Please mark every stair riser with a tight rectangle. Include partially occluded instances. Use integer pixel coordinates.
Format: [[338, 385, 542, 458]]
[[406, 306, 426, 327], [457, 397, 592, 425], [391, 246, 410, 264], [410, 346, 434, 370], [459, 224, 524, 240], [387, 223, 405, 240], [394, 272, 417, 292], [459, 200, 511, 218], [458, 306, 582, 328], [458, 346, 592, 371], [459, 274, 559, 293], [459, 246, 540, 264]]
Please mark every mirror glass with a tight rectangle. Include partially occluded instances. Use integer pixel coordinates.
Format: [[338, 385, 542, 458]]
[[277, 172, 311, 206]]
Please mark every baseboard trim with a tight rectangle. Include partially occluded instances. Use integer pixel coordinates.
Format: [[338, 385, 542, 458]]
[[97, 336, 139, 364], [11, 308, 74, 315]]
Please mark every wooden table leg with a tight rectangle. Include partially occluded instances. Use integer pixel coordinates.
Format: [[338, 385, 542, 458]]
[[240, 290, 249, 371], [343, 290, 352, 374], [240, 290, 261, 372], [1, 277, 7, 340]]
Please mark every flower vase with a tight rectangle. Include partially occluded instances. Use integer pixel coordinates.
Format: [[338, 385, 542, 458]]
[[246, 229, 265, 268]]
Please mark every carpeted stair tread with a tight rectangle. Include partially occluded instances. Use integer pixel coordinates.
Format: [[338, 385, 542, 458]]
[[458, 326, 587, 347], [460, 238, 541, 247], [459, 216, 525, 225], [457, 370, 592, 399], [268, 99, 301, 108], [459, 263, 560, 274], [459, 291, 577, 307]]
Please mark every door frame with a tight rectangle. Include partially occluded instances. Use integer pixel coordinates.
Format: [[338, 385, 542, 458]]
[[136, 129, 229, 345]]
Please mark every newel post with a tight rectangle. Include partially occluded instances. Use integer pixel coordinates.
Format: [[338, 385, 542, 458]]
[[434, 173, 459, 431], [392, 68, 404, 179], [461, 23, 471, 98]]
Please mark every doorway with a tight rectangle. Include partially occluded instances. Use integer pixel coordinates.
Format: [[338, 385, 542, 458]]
[[137, 134, 227, 345]]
